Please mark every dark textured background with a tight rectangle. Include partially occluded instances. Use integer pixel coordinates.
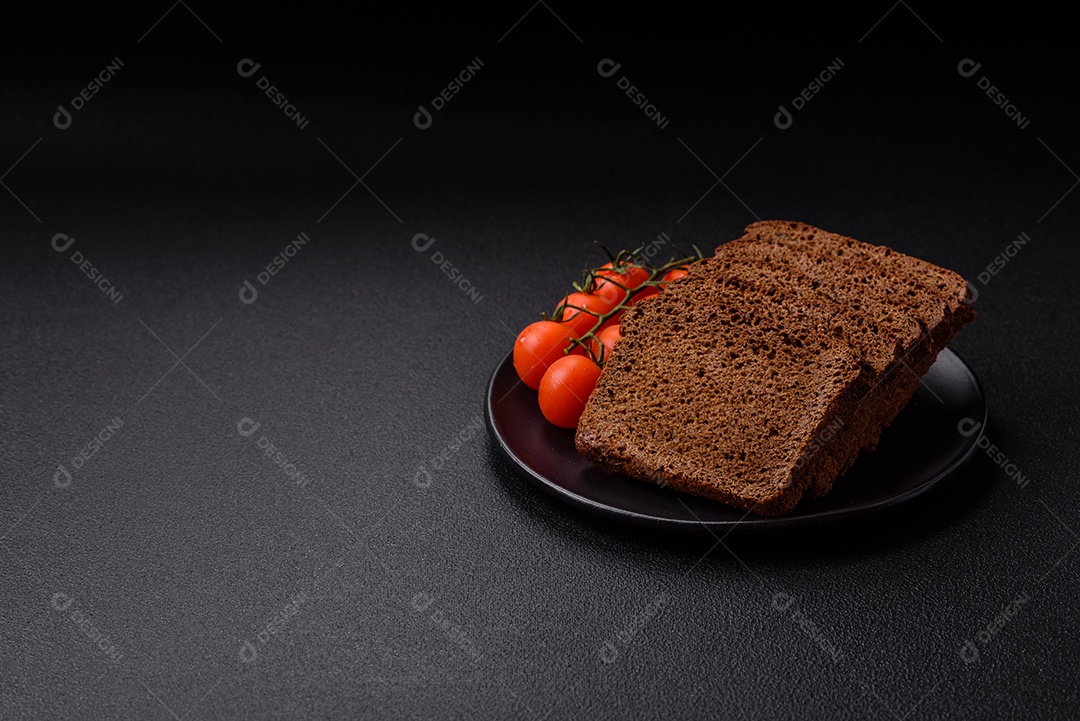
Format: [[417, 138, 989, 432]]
[[3, 6, 1078, 719]]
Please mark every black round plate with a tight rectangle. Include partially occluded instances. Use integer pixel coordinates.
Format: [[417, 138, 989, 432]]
[[486, 348, 987, 531]]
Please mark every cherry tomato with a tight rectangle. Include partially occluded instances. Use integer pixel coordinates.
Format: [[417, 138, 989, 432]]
[[557, 291, 616, 336], [594, 283, 658, 326], [589, 324, 621, 362], [513, 321, 579, 390], [630, 285, 660, 304], [538, 355, 603, 428], [598, 317, 620, 333], [592, 262, 650, 305], [661, 268, 688, 284]]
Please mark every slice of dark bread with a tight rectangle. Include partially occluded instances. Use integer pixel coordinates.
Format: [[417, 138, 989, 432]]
[[727, 221, 975, 498], [575, 221, 976, 515], [703, 252, 920, 494], [574, 256, 870, 516], [738, 220, 973, 335]]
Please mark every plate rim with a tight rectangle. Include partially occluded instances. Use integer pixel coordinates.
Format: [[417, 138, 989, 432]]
[[486, 347, 988, 531]]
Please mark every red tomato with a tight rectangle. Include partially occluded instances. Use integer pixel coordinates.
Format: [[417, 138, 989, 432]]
[[589, 324, 621, 363], [597, 317, 620, 333], [513, 321, 579, 390], [598, 284, 657, 326], [538, 355, 603, 428], [557, 291, 616, 336], [661, 268, 688, 284], [630, 285, 660, 304], [592, 262, 650, 305]]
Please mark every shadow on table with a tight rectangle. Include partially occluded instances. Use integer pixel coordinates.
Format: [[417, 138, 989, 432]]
[[485, 424, 1000, 568]]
